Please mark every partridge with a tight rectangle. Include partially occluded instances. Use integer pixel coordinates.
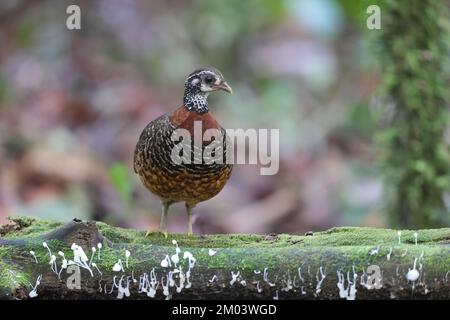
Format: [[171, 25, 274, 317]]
[[134, 67, 233, 235]]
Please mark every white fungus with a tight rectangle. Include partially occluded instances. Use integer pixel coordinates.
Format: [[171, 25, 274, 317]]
[[369, 245, 380, 256], [337, 268, 357, 300], [297, 267, 304, 283], [347, 272, 358, 300], [281, 277, 293, 292], [58, 254, 68, 279], [183, 251, 196, 269], [406, 257, 420, 282], [418, 251, 424, 271], [70, 244, 94, 277], [29, 274, 42, 298], [117, 276, 131, 299], [29, 251, 38, 264], [42, 242, 52, 259], [300, 286, 307, 295], [49, 254, 58, 275], [125, 250, 131, 268], [168, 271, 175, 287], [273, 290, 279, 300], [97, 243, 102, 260], [315, 267, 326, 295], [263, 268, 276, 287], [183, 251, 192, 259], [161, 255, 171, 268], [171, 253, 180, 265], [337, 271, 347, 298], [176, 267, 186, 293], [112, 259, 124, 272], [208, 249, 217, 256], [172, 240, 181, 253], [185, 267, 193, 289], [386, 247, 393, 261], [169, 241, 181, 266], [255, 281, 262, 293], [161, 275, 170, 300], [89, 247, 96, 266], [141, 268, 158, 298], [407, 269, 420, 282], [230, 271, 240, 286]]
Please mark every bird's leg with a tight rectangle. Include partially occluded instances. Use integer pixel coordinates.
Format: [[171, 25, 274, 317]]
[[160, 200, 171, 232], [146, 200, 172, 238], [185, 203, 195, 236]]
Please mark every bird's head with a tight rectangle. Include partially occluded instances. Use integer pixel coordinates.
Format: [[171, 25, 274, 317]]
[[184, 67, 232, 95], [183, 67, 231, 114]]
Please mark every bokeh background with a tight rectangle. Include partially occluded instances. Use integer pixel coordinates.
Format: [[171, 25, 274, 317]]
[[0, 0, 409, 234]]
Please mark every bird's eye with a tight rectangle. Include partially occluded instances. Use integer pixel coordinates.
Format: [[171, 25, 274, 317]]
[[204, 75, 214, 84]]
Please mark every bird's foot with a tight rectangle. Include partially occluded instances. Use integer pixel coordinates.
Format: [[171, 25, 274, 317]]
[[145, 230, 168, 238]]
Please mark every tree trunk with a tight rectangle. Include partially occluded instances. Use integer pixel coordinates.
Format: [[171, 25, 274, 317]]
[[0, 216, 449, 300], [378, 0, 450, 228]]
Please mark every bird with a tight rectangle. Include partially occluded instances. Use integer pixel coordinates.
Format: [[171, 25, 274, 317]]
[[134, 67, 233, 236]]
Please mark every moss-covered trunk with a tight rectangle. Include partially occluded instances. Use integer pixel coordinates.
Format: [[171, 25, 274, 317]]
[[0, 216, 449, 300], [378, 0, 450, 228]]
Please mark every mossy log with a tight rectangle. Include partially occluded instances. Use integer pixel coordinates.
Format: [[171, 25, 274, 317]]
[[0, 216, 449, 300]]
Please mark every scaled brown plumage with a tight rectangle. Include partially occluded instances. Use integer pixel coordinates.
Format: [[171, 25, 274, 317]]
[[134, 68, 233, 235]]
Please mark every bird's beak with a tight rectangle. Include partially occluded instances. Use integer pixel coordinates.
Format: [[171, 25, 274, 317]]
[[214, 81, 232, 94]]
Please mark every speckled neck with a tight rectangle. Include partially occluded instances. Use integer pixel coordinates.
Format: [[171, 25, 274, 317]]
[[183, 87, 209, 114]]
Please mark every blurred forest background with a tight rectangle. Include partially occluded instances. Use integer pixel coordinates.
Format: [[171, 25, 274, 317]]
[[0, 0, 448, 234]]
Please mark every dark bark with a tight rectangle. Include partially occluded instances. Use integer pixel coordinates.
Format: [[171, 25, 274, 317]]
[[0, 217, 449, 300]]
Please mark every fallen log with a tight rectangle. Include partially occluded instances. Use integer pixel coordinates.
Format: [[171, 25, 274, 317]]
[[0, 216, 449, 300]]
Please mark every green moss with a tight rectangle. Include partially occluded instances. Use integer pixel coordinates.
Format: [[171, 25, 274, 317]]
[[0, 261, 30, 293], [96, 221, 449, 248], [1, 217, 449, 297], [0, 246, 13, 259], [96, 221, 269, 247], [3, 217, 449, 249], [377, 0, 450, 228], [304, 227, 450, 246], [2, 216, 63, 239]]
